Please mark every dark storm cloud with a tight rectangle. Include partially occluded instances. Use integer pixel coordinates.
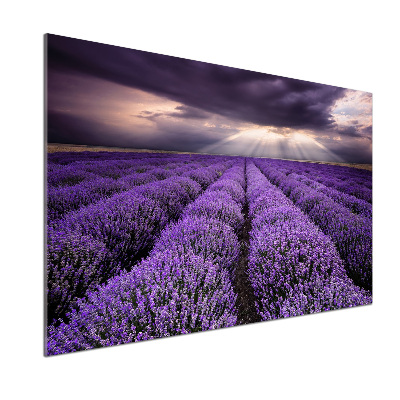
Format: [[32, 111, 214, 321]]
[[360, 124, 372, 138], [48, 111, 110, 146], [168, 106, 209, 119], [135, 111, 164, 121], [48, 110, 225, 152], [335, 124, 372, 139], [47, 34, 346, 131], [336, 125, 362, 137], [146, 113, 241, 152], [136, 105, 209, 121], [317, 136, 372, 164], [147, 125, 230, 152], [330, 145, 372, 164]]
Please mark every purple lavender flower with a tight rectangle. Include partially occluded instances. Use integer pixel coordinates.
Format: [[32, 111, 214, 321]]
[[47, 252, 237, 355], [245, 160, 371, 321], [151, 216, 240, 271]]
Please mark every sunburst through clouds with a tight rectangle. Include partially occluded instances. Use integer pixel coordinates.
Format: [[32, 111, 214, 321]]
[[47, 34, 372, 163]]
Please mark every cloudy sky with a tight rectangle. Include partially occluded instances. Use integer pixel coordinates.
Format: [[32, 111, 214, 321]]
[[47, 34, 372, 163]]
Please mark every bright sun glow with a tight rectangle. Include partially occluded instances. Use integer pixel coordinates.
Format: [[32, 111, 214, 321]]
[[243, 128, 279, 139], [199, 127, 344, 162], [292, 132, 314, 143]]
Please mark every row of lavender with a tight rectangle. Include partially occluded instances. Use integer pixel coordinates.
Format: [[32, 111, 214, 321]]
[[46, 153, 372, 356], [48, 156, 196, 187], [47, 151, 227, 186], [257, 161, 372, 219], [47, 157, 216, 223], [47, 153, 235, 223], [47, 160, 247, 354], [263, 159, 372, 203], [47, 154, 234, 323], [48, 150, 183, 165], [253, 159, 372, 292], [245, 161, 371, 319]]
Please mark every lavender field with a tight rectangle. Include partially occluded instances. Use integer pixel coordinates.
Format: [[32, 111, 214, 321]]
[[46, 151, 372, 356]]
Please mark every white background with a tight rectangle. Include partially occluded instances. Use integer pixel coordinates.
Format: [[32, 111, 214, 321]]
[[2, 1, 399, 399]]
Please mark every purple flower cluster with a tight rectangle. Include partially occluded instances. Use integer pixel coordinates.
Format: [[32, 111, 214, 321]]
[[292, 173, 372, 219], [246, 161, 371, 320], [207, 163, 246, 206], [134, 177, 200, 220], [150, 161, 246, 273], [255, 160, 372, 292], [47, 159, 153, 187], [262, 158, 372, 203], [151, 216, 240, 271], [47, 153, 228, 189], [47, 164, 97, 188], [47, 231, 108, 320], [47, 194, 167, 323], [48, 176, 126, 222], [181, 163, 246, 232], [47, 161, 246, 355], [47, 160, 209, 223], [181, 162, 230, 189], [47, 159, 232, 323], [47, 252, 237, 355], [46, 151, 372, 356]]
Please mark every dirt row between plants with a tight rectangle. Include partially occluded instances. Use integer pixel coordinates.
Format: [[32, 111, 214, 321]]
[[233, 161, 261, 325]]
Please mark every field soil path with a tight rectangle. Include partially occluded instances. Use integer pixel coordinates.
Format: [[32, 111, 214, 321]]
[[233, 160, 261, 325]]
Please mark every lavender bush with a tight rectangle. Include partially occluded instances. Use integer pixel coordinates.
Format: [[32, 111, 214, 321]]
[[46, 152, 372, 355], [256, 160, 372, 291], [47, 251, 238, 355], [47, 161, 230, 323], [246, 161, 371, 320]]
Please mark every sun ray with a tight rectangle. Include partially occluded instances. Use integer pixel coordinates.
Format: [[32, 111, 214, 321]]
[[199, 128, 344, 162]]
